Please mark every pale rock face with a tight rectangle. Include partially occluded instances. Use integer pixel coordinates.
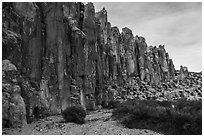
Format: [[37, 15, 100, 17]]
[[13, 2, 37, 21], [127, 52, 135, 75]]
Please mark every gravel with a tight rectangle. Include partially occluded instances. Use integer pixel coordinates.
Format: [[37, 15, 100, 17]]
[[2, 109, 161, 135]]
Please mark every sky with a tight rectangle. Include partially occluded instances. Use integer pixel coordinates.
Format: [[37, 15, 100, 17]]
[[93, 2, 202, 72]]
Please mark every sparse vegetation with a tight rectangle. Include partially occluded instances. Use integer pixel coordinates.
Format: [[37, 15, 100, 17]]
[[104, 100, 121, 109], [61, 105, 86, 124], [112, 98, 202, 135]]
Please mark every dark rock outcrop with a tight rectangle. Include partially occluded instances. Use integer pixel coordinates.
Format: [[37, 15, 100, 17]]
[[178, 65, 189, 79]]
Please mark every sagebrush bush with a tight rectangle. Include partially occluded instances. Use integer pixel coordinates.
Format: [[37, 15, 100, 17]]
[[107, 100, 121, 108], [112, 98, 202, 135], [62, 105, 86, 124]]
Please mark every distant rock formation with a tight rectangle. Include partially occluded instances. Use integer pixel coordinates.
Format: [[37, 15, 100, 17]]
[[2, 2, 189, 128]]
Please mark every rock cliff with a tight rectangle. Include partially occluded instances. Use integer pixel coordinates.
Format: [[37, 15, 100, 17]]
[[3, 2, 197, 128]]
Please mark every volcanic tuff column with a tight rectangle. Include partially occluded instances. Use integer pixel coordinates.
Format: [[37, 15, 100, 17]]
[[3, 2, 176, 116], [83, 2, 98, 109], [110, 26, 123, 84]]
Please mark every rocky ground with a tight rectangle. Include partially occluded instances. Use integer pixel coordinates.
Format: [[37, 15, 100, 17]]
[[2, 109, 161, 135], [106, 71, 202, 104]]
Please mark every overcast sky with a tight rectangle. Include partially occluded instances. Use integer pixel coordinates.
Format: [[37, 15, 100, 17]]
[[93, 2, 202, 72]]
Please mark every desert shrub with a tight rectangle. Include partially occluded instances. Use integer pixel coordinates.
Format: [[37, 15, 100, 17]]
[[61, 105, 86, 124], [27, 105, 50, 124], [107, 100, 122, 108], [112, 98, 202, 135], [174, 98, 202, 112], [33, 105, 49, 119], [171, 98, 202, 134]]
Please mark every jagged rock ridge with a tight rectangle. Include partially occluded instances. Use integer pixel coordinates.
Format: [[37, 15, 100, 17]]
[[2, 2, 194, 128]]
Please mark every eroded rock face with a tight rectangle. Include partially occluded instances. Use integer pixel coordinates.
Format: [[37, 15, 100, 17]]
[[110, 26, 122, 84], [135, 36, 148, 81], [2, 2, 186, 127], [82, 3, 98, 109], [2, 3, 22, 70], [121, 28, 133, 76]]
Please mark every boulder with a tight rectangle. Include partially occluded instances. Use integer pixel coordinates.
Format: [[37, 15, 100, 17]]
[[2, 60, 17, 72], [9, 92, 27, 128], [2, 82, 27, 128]]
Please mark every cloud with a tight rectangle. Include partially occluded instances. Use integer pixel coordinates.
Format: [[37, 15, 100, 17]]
[[93, 2, 202, 72]]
